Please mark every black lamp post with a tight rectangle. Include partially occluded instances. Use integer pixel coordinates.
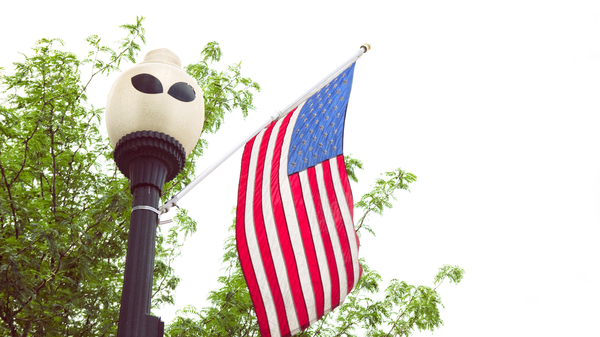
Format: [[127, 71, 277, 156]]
[[105, 48, 205, 337]]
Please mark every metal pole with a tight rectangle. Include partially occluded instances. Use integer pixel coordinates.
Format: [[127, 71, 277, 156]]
[[118, 176, 164, 337], [114, 131, 186, 337], [159, 43, 371, 214]]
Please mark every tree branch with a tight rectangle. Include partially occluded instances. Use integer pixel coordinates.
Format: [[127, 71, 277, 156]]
[[0, 158, 19, 239], [385, 291, 418, 337], [76, 26, 144, 104]]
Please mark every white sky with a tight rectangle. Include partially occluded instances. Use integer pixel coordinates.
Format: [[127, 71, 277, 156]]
[[2, 1, 599, 336]]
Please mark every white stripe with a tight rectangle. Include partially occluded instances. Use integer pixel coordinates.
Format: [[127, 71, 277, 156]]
[[314, 164, 348, 303], [278, 102, 318, 332], [329, 157, 360, 291], [261, 118, 300, 333], [244, 130, 280, 337], [298, 170, 332, 314]]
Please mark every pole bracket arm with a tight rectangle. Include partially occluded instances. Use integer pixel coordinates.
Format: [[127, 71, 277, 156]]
[[158, 195, 179, 215]]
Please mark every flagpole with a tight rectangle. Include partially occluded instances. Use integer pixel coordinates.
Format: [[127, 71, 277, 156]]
[[158, 43, 371, 216]]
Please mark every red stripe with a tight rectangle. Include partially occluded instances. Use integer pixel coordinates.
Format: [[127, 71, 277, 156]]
[[289, 173, 325, 320], [336, 155, 354, 219], [336, 155, 361, 284], [236, 137, 271, 337], [252, 122, 291, 336], [307, 167, 340, 308], [269, 111, 309, 329], [321, 160, 354, 293]]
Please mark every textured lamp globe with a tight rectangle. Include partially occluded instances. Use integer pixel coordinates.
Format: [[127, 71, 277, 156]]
[[106, 48, 205, 181]]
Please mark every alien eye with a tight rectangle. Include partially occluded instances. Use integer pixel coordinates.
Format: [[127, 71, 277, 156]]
[[131, 73, 163, 94], [168, 82, 196, 102]]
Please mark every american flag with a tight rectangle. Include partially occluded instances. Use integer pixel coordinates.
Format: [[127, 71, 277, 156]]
[[236, 62, 361, 337]]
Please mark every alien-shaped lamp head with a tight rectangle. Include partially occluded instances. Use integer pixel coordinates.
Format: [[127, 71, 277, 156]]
[[105, 48, 204, 157]]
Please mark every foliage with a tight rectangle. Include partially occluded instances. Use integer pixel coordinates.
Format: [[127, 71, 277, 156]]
[[0, 18, 260, 336], [354, 168, 417, 236], [185, 41, 261, 134], [164, 162, 465, 337], [0, 19, 144, 337]]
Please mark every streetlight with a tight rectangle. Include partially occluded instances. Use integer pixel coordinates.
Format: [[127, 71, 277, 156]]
[[105, 48, 205, 337]]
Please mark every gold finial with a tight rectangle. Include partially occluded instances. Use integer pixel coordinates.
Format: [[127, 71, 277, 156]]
[[360, 43, 372, 53]]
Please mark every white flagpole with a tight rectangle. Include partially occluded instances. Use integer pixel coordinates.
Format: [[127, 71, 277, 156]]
[[158, 43, 371, 216]]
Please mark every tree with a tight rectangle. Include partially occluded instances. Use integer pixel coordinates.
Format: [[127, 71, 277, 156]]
[[164, 164, 465, 337], [0, 17, 259, 336]]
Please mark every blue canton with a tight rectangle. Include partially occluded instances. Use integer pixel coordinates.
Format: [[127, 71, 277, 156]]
[[287, 63, 356, 175]]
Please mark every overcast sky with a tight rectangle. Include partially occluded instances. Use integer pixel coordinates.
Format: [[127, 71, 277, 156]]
[[2, 1, 599, 336]]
